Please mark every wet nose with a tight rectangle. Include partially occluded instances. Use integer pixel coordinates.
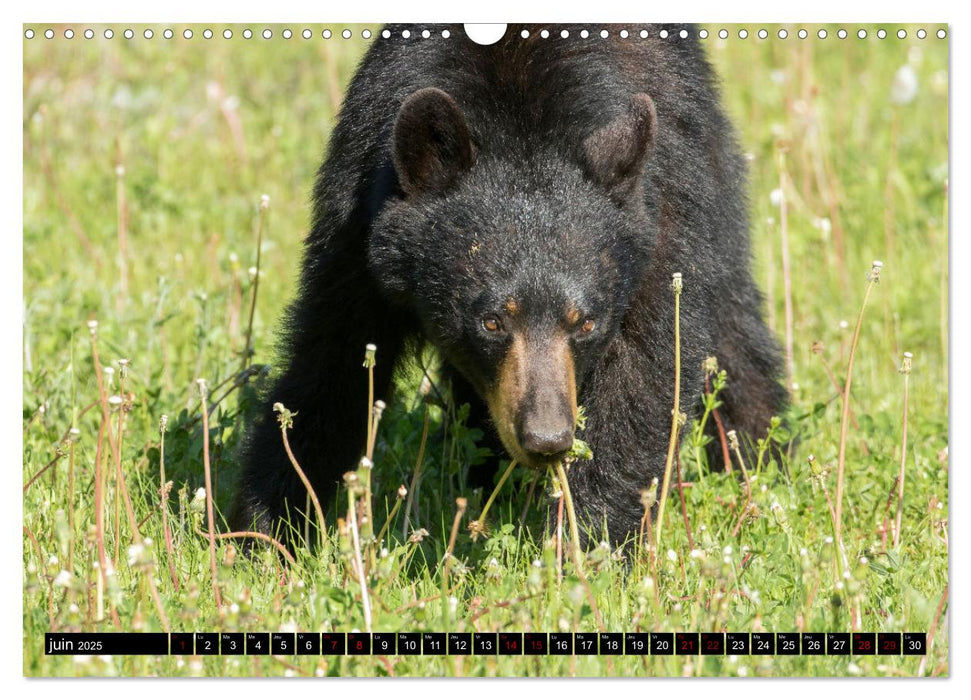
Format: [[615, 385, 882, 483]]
[[522, 427, 574, 457]]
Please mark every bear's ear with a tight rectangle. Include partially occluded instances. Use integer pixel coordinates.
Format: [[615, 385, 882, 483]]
[[392, 87, 476, 197], [582, 93, 657, 202]]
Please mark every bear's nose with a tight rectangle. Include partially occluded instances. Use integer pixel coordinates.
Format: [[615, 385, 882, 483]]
[[522, 427, 574, 458]]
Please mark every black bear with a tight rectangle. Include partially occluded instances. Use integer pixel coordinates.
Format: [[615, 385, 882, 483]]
[[232, 23, 786, 546]]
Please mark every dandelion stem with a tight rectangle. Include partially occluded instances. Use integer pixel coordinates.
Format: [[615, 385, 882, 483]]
[[346, 487, 373, 633], [555, 461, 584, 575], [655, 273, 683, 557], [443, 497, 468, 628], [402, 408, 430, 540], [197, 380, 222, 609], [469, 459, 517, 538], [114, 151, 129, 313], [158, 416, 180, 591], [893, 353, 912, 548], [834, 261, 882, 549], [275, 403, 327, 550], [241, 195, 269, 373], [778, 150, 795, 390], [729, 431, 753, 539]]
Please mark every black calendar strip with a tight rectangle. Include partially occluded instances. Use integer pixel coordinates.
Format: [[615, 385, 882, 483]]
[[45, 632, 927, 657]]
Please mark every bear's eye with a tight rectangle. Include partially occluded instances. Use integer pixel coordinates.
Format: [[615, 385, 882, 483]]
[[482, 316, 503, 333], [579, 319, 596, 335]]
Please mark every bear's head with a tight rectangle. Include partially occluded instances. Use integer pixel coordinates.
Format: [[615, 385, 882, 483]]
[[370, 87, 657, 469]]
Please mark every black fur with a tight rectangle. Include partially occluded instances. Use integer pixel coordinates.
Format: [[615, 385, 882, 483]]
[[232, 23, 787, 546]]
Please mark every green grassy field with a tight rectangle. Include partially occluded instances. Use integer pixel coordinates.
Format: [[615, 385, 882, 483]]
[[22, 24, 948, 677]]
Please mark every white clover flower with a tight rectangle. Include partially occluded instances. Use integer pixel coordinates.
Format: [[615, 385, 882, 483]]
[[770, 69, 786, 85], [723, 545, 733, 556], [229, 603, 240, 614], [825, 536, 834, 544], [666, 549, 677, 562], [68, 603, 80, 614], [847, 662, 862, 676], [891, 65, 919, 105], [770, 188, 784, 207], [260, 194, 270, 209], [689, 549, 704, 559], [54, 570, 72, 588], [800, 548, 808, 556]]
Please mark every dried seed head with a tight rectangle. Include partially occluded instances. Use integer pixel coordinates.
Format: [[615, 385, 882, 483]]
[[770, 188, 784, 207], [900, 352, 913, 374], [671, 272, 683, 294], [408, 528, 429, 544], [358, 457, 373, 471], [372, 400, 386, 421], [703, 356, 719, 375], [727, 429, 739, 451], [397, 485, 408, 499], [363, 343, 377, 368], [639, 480, 658, 512], [196, 378, 208, 399], [68, 427, 81, 442], [456, 497, 468, 513], [159, 415, 168, 433], [868, 260, 884, 282], [108, 395, 123, 410], [468, 519, 486, 540], [260, 194, 270, 210]]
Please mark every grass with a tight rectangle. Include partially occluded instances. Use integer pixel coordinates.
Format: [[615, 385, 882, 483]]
[[22, 24, 948, 677]]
